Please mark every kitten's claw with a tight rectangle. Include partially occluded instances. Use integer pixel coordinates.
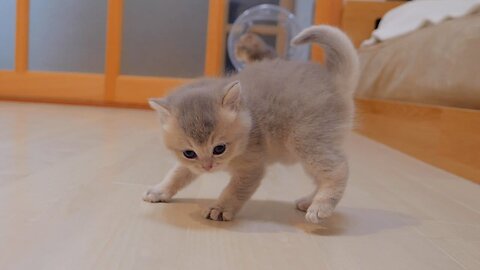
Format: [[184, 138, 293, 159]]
[[305, 202, 334, 224], [202, 206, 234, 221], [142, 188, 172, 203]]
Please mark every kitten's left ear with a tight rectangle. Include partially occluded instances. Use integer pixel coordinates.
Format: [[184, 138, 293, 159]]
[[222, 81, 242, 111], [148, 98, 170, 119]]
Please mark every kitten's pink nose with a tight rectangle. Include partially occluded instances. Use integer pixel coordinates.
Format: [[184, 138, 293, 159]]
[[202, 162, 213, 171]]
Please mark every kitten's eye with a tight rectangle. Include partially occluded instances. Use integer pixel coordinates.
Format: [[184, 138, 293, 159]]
[[183, 150, 197, 159], [213, 144, 226, 155]]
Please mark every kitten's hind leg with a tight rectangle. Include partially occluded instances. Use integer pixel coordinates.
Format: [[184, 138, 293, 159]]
[[143, 164, 197, 203], [299, 150, 348, 224]]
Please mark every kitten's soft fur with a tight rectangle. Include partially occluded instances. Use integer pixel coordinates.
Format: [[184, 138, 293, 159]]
[[144, 25, 359, 224], [234, 32, 277, 63]]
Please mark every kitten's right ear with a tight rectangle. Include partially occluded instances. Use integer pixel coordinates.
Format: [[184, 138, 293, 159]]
[[148, 98, 170, 118], [222, 81, 242, 111]]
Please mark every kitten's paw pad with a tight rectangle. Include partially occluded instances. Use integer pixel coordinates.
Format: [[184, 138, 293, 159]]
[[142, 189, 172, 203], [202, 206, 234, 221], [305, 203, 334, 224], [295, 197, 313, 212]]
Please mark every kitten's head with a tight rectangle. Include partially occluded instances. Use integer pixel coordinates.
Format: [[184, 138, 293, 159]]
[[149, 80, 252, 174]]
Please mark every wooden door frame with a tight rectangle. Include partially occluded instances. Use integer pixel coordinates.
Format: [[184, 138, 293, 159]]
[[0, 0, 227, 107]]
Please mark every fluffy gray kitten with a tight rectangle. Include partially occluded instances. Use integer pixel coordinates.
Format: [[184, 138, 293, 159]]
[[144, 25, 359, 224]]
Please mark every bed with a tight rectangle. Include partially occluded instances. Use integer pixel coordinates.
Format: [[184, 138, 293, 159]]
[[356, 4, 480, 109], [330, 0, 480, 183]]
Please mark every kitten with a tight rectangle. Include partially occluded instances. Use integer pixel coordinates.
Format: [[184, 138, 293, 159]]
[[234, 32, 277, 63], [144, 25, 359, 224]]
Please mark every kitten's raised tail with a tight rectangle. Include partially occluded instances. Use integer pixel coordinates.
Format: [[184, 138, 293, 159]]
[[291, 25, 359, 94]]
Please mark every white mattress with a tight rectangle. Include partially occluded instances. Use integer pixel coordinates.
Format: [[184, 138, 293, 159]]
[[362, 0, 480, 46]]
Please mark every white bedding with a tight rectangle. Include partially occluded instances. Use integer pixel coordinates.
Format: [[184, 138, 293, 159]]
[[362, 0, 480, 46]]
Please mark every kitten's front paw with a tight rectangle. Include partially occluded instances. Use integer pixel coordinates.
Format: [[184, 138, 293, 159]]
[[142, 188, 173, 203], [305, 202, 335, 224], [202, 206, 235, 221], [295, 196, 313, 212]]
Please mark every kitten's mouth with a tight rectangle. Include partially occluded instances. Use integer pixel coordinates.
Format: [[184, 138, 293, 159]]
[[202, 164, 222, 173], [203, 166, 216, 172]]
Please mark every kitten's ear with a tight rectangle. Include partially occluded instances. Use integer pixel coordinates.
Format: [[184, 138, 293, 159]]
[[148, 98, 170, 118], [222, 81, 242, 111]]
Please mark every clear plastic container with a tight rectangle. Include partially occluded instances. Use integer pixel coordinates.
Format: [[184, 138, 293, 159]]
[[227, 4, 301, 71]]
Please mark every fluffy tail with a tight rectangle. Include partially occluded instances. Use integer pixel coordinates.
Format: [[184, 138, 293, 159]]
[[291, 25, 359, 94]]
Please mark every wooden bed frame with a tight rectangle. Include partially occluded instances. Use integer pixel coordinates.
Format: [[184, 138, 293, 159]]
[[0, 0, 478, 183]]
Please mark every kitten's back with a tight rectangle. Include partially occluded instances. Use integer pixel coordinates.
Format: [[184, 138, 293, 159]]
[[231, 26, 359, 143]]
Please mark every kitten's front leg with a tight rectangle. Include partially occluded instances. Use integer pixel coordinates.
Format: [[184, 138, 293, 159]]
[[143, 164, 197, 203], [203, 167, 264, 221]]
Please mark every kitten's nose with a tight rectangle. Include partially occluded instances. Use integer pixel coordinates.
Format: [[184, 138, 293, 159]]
[[202, 162, 213, 171]]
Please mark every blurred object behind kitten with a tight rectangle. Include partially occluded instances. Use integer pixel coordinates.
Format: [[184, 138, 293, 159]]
[[145, 25, 359, 224], [234, 32, 277, 63]]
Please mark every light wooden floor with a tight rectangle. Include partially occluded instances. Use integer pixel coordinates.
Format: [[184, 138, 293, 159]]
[[1, 101, 479, 270]]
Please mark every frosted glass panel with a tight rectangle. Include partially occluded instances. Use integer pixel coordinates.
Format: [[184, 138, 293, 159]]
[[121, 0, 208, 77], [29, 0, 107, 73], [0, 0, 15, 70]]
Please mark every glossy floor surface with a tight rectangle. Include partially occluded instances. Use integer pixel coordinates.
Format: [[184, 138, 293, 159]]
[[1, 102, 479, 270]]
